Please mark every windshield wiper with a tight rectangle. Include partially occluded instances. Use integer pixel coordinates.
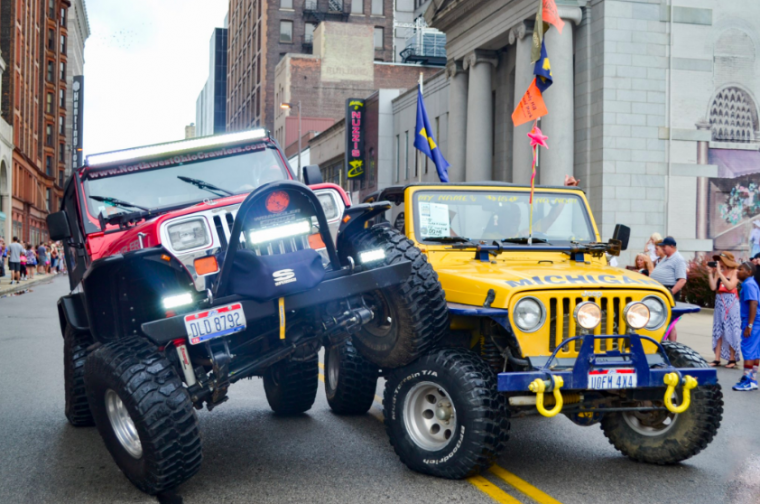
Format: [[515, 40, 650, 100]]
[[177, 176, 234, 197], [424, 236, 472, 243], [90, 195, 150, 212], [502, 237, 551, 244]]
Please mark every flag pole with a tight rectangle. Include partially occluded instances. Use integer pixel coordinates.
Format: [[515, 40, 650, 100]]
[[418, 72, 423, 183]]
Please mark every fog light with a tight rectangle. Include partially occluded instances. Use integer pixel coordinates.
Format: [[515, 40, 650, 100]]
[[163, 293, 193, 309], [624, 302, 650, 330], [574, 301, 602, 330], [360, 249, 385, 263]]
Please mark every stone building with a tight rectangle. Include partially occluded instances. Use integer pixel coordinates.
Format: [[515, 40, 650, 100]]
[[1, 0, 71, 244], [385, 0, 760, 263], [226, 0, 396, 135], [65, 0, 89, 176], [273, 21, 440, 151]]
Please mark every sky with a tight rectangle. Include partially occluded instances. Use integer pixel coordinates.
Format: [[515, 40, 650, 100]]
[[82, 0, 229, 156]]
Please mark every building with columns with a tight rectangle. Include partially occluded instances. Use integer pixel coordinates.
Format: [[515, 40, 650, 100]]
[[386, 0, 760, 264]]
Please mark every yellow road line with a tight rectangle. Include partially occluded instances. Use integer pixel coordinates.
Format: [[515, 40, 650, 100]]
[[318, 373, 324, 382], [318, 362, 324, 370], [489, 465, 563, 504], [467, 475, 522, 504], [374, 394, 382, 404]]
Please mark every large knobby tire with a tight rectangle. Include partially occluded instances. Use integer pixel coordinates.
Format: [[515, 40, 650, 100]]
[[85, 337, 203, 495], [263, 354, 319, 415], [344, 226, 448, 368], [601, 341, 723, 464], [325, 339, 379, 415], [383, 348, 510, 479], [64, 324, 94, 426]]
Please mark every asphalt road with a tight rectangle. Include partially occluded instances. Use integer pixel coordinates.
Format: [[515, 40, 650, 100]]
[[1, 277, 758, 504]]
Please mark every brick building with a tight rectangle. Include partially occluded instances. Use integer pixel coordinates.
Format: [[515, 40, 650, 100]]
[[226, 0, 396, 135], [0, 0, 70, 244]]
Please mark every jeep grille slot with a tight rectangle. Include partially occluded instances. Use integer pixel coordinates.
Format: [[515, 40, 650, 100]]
[[213, 216, 228, 250], [213, 208, 312, 257], [549, 294, 633, 354]]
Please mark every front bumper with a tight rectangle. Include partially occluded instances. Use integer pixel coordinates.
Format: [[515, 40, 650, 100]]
[[141, 261, 412, 345], [498, 333, 718, 392]]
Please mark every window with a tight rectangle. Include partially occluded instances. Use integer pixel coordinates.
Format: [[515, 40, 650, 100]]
[[48, 0, 54, 18], [46, 93, 53, 114], [46, 188, 52, 211], [60, 35, 66, 54], [279, 21, 293, 43], [351, 0, 363, 13], [59, 89, 65, 109], [61, 7, 66, 26], [59, 116, 64, 135], [48, 29, 54, 50], [58, 170, 64, 187], [280, 0, 292, 7], [60, 62, 66, 80], [328, 0, 343, 11], [47, 61, 54, 82], [374, 27, 384, 49], [404, 131, 409, 180], [305, 23, 315, 43], [371, 0, 382, 14], [395, 134, 400, 182], [59, 144, 65, 162], [46, 124, 53, 146], [45, 156, 52, 176]]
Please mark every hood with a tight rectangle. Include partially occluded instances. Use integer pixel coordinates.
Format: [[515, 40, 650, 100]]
[[428, 251, 671, 308]]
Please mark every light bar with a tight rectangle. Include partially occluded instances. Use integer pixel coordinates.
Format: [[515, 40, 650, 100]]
[[249, 220, 311, 245], [87, 129, 267, 167], [162, 292, 194, 310], [360, 249, 386, 263]]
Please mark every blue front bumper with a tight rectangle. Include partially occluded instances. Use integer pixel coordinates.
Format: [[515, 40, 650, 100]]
[[498, 333, 718, 392]]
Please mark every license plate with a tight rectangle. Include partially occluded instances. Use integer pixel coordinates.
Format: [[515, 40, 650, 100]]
[[184, 303, 246, 345], [587, 368, 637, 390]]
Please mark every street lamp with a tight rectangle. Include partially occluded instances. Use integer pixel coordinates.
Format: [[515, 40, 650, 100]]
[[280, 101, 302, 180]]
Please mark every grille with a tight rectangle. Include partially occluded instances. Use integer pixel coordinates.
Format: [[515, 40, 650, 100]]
[[212, 210, 311, 256], [548, 294, 633, 354]]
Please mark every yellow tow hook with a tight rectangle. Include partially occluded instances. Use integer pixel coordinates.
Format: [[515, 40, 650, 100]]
[[663, 373, 698, 414], [529, 376, 565, 418]]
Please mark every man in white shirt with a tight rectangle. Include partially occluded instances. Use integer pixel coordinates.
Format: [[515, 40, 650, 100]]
[[7, 237, 25, 284]]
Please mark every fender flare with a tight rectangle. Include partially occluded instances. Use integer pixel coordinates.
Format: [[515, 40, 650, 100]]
[[336, 201, 392, 256], [57, 293, 89, 336]]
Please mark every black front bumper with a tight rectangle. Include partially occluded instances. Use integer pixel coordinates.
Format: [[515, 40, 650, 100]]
[[141, 261, 411, 345]]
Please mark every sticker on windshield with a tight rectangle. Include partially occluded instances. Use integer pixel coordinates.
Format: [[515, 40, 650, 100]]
[[419, 202, 450, 238]]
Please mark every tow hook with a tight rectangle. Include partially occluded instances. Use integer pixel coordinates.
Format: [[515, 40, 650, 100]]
[[663, 373, 698, 414], [528, 375, 564, 417]]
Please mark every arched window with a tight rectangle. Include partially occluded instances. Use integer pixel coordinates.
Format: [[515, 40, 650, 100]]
[[709, 86, 758, 142]]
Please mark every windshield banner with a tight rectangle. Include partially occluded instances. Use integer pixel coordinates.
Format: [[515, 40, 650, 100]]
[[85, 143, 266, 180]]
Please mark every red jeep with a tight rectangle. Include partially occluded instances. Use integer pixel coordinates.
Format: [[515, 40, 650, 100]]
[[47, 129, 447, 495]]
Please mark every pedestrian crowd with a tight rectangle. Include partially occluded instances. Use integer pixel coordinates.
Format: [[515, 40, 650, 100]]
[[624, 233, 760, 392], [0, 237, 66, 286]]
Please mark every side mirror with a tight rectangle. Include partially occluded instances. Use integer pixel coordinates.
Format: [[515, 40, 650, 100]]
[[47, 211, 71, 240], [611, 224, 630, 251], [302, 165, 323, 185]]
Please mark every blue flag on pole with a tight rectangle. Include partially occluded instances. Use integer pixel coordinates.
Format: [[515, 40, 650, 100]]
[[533, 39, 553, 93], [414, 85, 450, 182]]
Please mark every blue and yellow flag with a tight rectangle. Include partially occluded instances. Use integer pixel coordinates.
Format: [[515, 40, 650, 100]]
[[534, 39, 553, 93], [414, 85, 450, 182]]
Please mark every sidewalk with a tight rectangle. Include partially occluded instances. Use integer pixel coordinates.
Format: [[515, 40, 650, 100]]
[[675, 309, 718, 362], [0, 271, 62, 297]]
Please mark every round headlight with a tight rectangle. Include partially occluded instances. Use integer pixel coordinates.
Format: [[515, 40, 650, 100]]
[[642, 296, 667, 330], [624, 302, 650, 330], [513, 297, 546, 333], [574, 301, 602, 330]]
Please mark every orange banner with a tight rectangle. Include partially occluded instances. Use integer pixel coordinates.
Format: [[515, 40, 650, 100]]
[[543, 0, 565, 34], [512, 79, 548, 127]]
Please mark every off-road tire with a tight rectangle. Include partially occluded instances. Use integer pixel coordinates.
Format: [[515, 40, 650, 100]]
[[264, 354, 319, 415], [85, 337, 202, 495], [64, 324, 94, 426], [384, 348, 510, 479], [601, 341, 723, 464], [325, 339, 379, 415], [344, 226, 448, 368]]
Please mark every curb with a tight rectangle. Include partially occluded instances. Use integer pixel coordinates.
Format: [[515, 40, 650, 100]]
[[0, 274, 60, 297]]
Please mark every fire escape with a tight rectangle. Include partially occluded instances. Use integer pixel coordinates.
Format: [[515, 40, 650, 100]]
[[303, 0, 350, 24]]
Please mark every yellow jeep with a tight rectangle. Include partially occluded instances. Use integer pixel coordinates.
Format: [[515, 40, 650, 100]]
[[323, 182, 723, 480]]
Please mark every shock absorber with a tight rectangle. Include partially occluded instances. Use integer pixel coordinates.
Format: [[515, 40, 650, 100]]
[[481, 329, 504, 373]]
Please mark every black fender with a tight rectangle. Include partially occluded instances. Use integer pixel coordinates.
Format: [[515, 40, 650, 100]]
[[57, 293, 90, 336], [336, 201, 392, 257]]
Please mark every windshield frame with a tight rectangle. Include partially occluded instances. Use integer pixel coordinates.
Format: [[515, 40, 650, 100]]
[[408, 187, 599, 246], [78, 141, 292, 235]]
